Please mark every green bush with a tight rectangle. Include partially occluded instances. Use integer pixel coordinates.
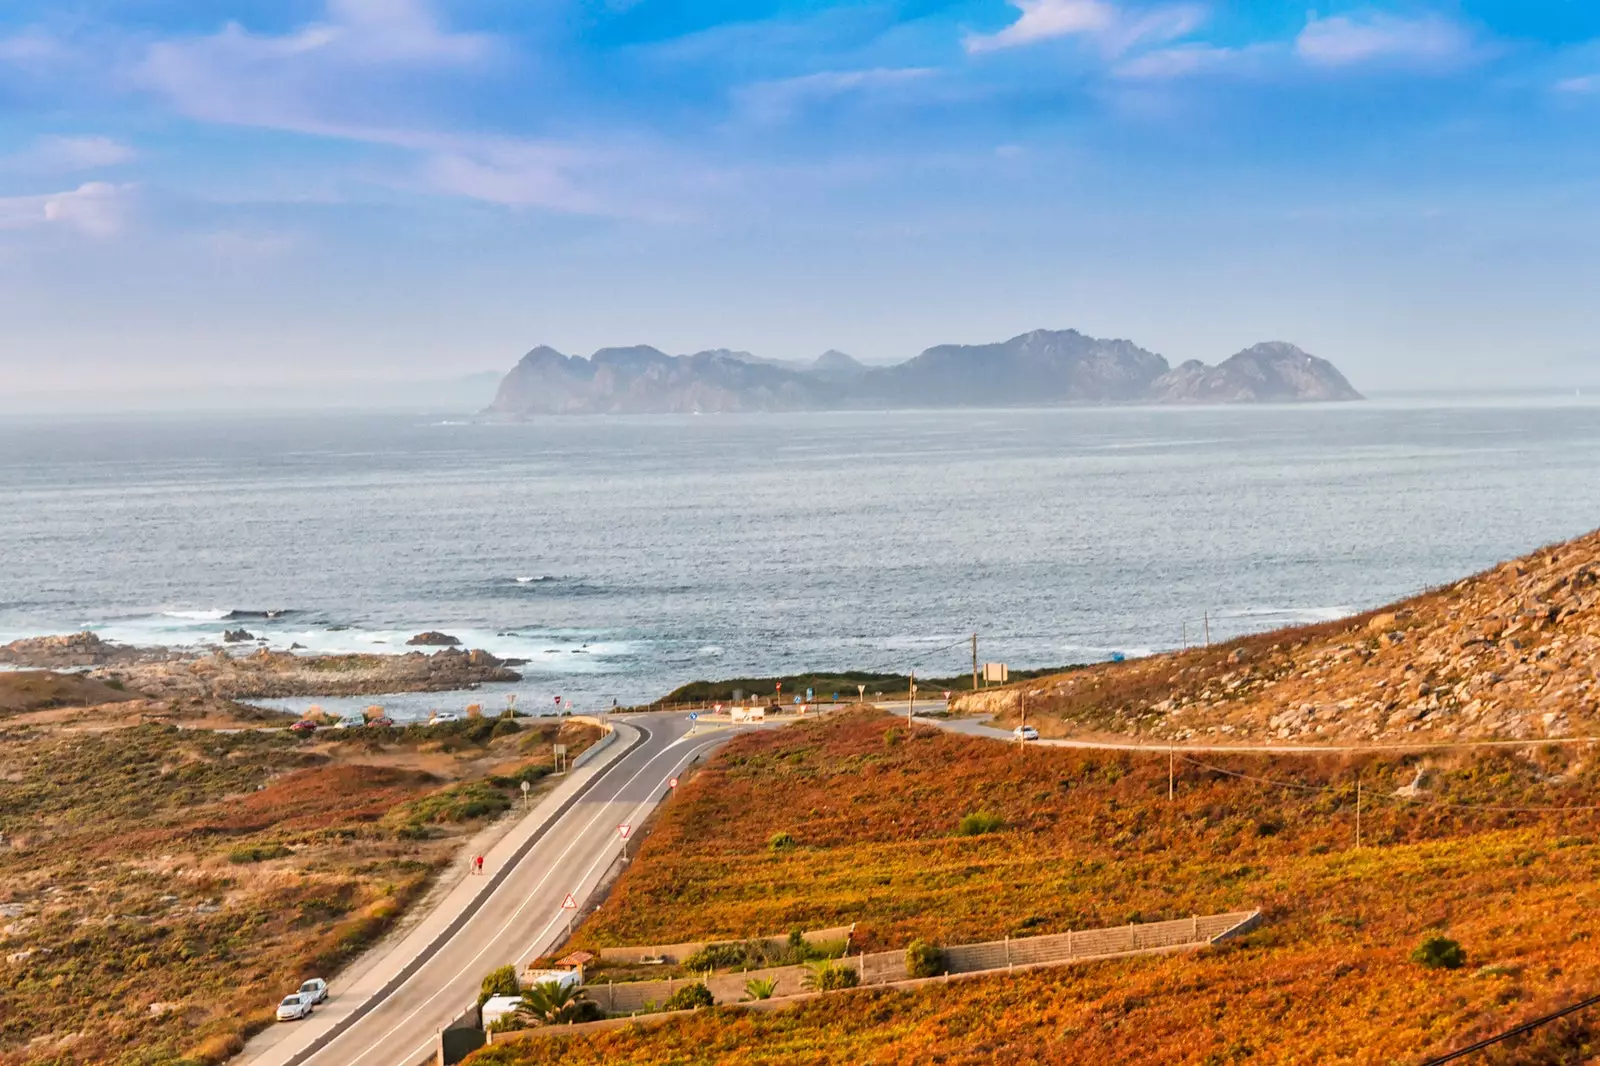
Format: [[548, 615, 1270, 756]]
[[768, 831, 796, 852], [744, 977, 778, 1001], [683, 942, 751, 971], [905, 939, 943, 979], [490, 717, 522, 739], [227, 843, 292, 864], [1412, 936, 1466, 970], [479, 964, 520, 1006], [957, 810, 1005, 836], [803, 960, 860, 991], [664, 982, 715, 1010]]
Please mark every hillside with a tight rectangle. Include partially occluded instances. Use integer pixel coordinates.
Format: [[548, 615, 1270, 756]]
[[485, 331, 1361, 414], [952, 528, 1600, 744], [468, 710, 1600, 1065]]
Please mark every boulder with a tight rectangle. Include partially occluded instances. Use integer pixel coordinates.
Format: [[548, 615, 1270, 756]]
[[407, 631, 462, 647]]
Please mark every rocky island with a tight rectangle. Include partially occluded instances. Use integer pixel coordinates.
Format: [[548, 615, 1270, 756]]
[[487, 329, 1362, 415]]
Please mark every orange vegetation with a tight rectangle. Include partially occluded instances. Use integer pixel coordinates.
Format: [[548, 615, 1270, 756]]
[[475, 710, 1600, 1064]]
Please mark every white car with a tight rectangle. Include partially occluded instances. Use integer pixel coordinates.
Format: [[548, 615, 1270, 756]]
[[1014, 725, 1040, 742], [430, 712, 461, 726], [276, 994, 313, 1021], [297, 978, 328, 1004], [335, 716, 364, 730]]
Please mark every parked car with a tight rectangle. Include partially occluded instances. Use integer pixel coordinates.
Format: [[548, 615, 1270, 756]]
[[289, 719, 318, 735], [276, 994, 313, 1021], [335, 716, 365, 730], [429, 712, 461, 726], [1014, 725, 1040, 742], [365, 716, 395, 728], [297, 978, 328, 1004]]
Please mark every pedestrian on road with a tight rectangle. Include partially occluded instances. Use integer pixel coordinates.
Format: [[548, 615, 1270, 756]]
[[474, 855, 484, 875]]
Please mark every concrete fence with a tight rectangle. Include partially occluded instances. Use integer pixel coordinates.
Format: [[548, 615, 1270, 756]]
[[584, 911, 1259, 1015]]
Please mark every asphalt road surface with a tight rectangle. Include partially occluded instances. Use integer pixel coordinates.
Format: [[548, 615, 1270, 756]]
[[241, 710, 737, 1066]]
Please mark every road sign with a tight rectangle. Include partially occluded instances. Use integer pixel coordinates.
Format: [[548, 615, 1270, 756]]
[[520, 780, 531, 794], [689, 712, 698, 721], [944, 690, 952, 699], [793, 696, 801, 705], [561, 893, 578, 910], [805, 688, 813, 701], [669, 776, 679, 789], [617, 824, 631, 840], [554, 695, 562, 706]]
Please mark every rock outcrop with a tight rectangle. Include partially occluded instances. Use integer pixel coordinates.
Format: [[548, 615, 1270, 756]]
[[952, 527, 1600, 745], [1148, 342, 1363, 403], [406, 631, 461, 647], [486, 331, 1363, 415]]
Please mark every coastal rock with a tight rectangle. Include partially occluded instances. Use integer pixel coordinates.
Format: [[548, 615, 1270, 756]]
[[407, 631, 462, 647], [0, 632, 176, 669], [222, 629, 254, 643]]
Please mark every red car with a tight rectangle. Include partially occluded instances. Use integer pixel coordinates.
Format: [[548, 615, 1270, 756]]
[[365, 716, 395, 728], [289, 719, 318, 734]]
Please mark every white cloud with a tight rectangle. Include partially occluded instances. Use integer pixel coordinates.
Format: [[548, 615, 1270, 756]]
[[736, 67, 936, 122], [1112, 41, 1274, 80], [0, 182, 131, 237], [6, 135, 136, 173], [1296, 11, 1472, 68], [965, 0, 1203, 56], [1555, 75, 1598, 94]]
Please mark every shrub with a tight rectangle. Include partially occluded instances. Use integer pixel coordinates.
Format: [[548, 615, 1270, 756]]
[[1412, 936, 1466, 970], [480, 964, 520, 1006], [228, 843, 292, 864], [744, 977, 778, 1001], [519, 981, 596, 1024], [803, 961, 861, 991], [491, 717, 522, 739], [664, 982, 715, 1010], [768, 831, 796, 852], [905, 939, 943, 979], [957, 810, 1005, 836], [683, 942, 751, 971]]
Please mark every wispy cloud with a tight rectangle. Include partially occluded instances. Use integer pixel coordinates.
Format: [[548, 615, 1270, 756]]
[[0, 182, 132, 236], [1555, 74, 1598, 94], [5, 135, 136, 173], [735, 67, 935, 123], [965, 0, 1204, 56], [1295, 11, 1473, 68], [1112, 42, 1250, 80]]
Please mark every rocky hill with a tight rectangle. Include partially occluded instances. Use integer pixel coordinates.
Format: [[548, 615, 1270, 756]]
[[486, 330, 1361, 415], [952, 527, 1600, 744]]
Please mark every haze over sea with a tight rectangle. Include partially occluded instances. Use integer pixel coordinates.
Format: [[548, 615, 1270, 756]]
[[3, 397, 1598, 718]]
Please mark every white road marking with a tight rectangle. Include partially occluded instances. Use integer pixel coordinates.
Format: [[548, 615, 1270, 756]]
[[333, 731, 721, 1066]]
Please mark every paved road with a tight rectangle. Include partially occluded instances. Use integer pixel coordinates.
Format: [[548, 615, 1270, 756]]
[[239, 711, 740, 1066]]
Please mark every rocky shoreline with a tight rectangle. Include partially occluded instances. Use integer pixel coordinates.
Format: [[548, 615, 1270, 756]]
[[0, 632, 520, 700]]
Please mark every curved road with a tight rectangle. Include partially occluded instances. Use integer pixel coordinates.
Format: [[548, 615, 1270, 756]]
[[239, 711, 739, 1066]]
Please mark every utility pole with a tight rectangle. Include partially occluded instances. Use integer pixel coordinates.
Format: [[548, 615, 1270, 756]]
[[1168, 744, 1174, 802], [1182, 621, 1188, 651], [908, 671, 915, 726], [972, 633, 979, 691], [1203, 611, 1211, 647]]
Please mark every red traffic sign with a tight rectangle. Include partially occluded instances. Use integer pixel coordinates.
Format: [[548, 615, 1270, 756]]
[[617, 824, 631, 840], [668, 776, 679, 789], [561, 892, 578, 910], [553, 696, 562, 705]]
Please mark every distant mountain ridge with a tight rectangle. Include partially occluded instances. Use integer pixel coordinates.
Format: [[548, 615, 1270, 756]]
[[487, 330, 1362, 415]]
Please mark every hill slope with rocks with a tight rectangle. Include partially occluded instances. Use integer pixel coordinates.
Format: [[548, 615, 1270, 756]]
[[953, 528, 1600, 744], [486, 331, 1361, 415]]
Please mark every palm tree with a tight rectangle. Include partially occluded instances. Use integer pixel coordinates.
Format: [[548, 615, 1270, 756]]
[[744, 977, 778, 1001], [517, 981, 591, 1025]]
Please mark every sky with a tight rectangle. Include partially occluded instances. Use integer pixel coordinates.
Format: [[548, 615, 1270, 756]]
[[3, 0, 1600, 400]]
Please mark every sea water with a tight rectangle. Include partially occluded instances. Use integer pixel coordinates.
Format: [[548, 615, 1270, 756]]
[[2, 396, 1598, 717]]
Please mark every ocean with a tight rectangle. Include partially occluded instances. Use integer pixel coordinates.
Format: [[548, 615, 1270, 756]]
[[2, 397, 1598, 719]]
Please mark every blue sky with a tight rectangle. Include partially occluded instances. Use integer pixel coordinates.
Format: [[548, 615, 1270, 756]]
[[3, 1, 1600, 396]]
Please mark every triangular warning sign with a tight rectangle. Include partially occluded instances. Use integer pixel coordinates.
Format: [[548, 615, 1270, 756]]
[[561, 892, 578, 910], [617, 824, 631, 840]]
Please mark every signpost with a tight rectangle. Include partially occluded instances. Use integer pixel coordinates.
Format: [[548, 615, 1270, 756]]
[[520, 779, 532, 807], [982, 663, 1009, 685], [617, 824, 631, 840], [553, 743, 568, 774], [857, 684, 866, 703], [562, 892, 579, 938], [669, 776, 679, 790], [689, 712, 698, 722]]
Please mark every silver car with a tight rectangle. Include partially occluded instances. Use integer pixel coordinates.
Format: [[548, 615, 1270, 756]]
[[276, 994, 312, 1021]]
